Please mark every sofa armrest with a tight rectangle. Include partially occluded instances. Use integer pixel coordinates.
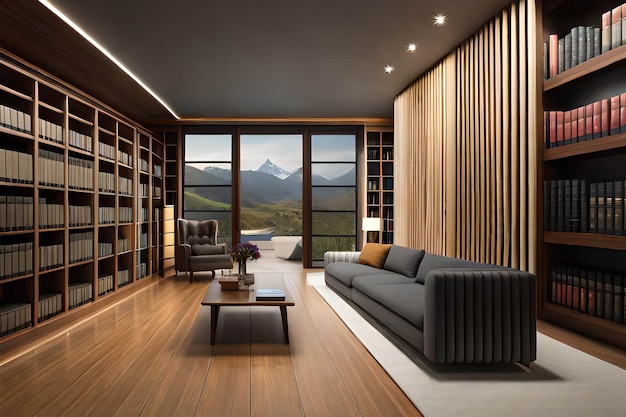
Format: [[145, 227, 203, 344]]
[[324, 251, 361, 266], [423, 268, 536, 365]]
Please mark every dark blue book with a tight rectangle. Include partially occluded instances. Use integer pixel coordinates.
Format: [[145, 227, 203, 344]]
[[616, 180, 624, 236]]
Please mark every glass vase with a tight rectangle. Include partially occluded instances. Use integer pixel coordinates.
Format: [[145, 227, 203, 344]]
[[238, 259, 247, 276]]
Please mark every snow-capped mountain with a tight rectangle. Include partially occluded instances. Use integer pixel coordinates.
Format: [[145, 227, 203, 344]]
[[257, 159, 291, 179]]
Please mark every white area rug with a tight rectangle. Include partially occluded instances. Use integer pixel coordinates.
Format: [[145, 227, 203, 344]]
[[311, 279, 626, 417]]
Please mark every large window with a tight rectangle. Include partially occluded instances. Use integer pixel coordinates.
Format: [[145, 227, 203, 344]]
[[183, 133, 233, 245], [240, 134, 302, 242], [310, 134, 357, 264]]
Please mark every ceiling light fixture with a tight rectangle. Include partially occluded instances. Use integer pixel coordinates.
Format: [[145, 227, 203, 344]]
[[38, 0, 180, 119], [384, 65, 395, 74], [433, 14, 447, 25], [407, 43, 417, 52]]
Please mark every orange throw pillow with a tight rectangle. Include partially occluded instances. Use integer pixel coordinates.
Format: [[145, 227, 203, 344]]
[[357, 243, 392, 269]]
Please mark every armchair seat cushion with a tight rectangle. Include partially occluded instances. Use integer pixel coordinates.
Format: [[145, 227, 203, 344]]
[[189, 254, 233, 271], [192, 244, 225, 256]]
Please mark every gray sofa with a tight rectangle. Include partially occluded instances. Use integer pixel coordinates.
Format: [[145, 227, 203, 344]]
[[324, 245, 537, 365]]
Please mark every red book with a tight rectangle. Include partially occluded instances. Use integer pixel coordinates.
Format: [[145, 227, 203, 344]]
[[571, 108, 578, 142], [585, 103, 594, 140], [619, 93, 626, 133], [549, 34, 559, 77], [564, 110, 572, 144], [577, 105, 585, 142], [610, 95, 620, 135], [549, 111, 557, 148], [556, 111, 564, 146], [601, 98, 609, 137], [593, 100, 602, 139], [602, 11, 612, 53]]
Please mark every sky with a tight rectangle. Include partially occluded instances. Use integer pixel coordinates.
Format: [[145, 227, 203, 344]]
[[184, 133, 356, 178]]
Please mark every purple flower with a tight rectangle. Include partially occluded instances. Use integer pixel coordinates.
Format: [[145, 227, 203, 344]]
[[230, 242, 261, 262]]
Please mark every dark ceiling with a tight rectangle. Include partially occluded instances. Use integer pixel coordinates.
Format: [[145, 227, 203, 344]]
[[1, 0, 514, 123]]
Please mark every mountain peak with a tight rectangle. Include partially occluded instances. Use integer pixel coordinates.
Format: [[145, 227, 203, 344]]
[[257, 159, 291, 179]]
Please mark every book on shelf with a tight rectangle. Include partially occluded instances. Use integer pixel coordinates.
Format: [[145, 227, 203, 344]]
[[255, 288, 286, 301], [610, 95, 621, 135], [558, 37, 565, 74], [601, 99, 610, 137], [612, 5, 622, 50], [593, 100, 602, 139], [606, 181, 614, 235], [602, 10, 612, 53], [565, 32, 572, 70], [597, 181, 606, 234], [615, 180, 624, 235], [549, 34, 558, 77]]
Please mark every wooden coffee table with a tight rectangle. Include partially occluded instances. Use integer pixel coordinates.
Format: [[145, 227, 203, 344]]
[[201, 273, 295, 345]]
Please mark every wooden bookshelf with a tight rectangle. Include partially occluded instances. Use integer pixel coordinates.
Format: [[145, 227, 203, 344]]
[[364, 128, 394, 245], [0, 50, 164, 340], [541, 0, 626, 350]]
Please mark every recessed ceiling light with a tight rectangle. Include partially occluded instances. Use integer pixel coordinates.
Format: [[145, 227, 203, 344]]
[[407, 43, 417, 52], [384, 65, 395, 74], [433, 14, 447, 25]]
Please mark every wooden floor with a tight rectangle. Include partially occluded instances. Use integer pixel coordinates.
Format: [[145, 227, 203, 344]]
[[1, 252, 625, 417], [0, 253, 422, 417]]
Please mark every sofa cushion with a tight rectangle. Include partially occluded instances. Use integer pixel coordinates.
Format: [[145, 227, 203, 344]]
[[414, 252, 507, 284], [357, 243, 392, 268], [383, 246, 425, 278], [325, 262, 384, 287], [192, 244, 224, 256], [353, 275, 425, 329]]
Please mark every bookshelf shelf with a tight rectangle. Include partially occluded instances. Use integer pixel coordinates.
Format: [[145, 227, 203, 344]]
[[0, 51, 165, 342], [544, 131, 626, 160], [540, 0, 626, 349], [544, 44, 626, 92]]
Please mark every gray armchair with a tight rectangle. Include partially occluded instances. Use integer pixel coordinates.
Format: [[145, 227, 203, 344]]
[[175, 218, 233, 282]]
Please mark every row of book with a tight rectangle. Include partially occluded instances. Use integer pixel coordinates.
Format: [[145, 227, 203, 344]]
[[68, 156, 94, 191], [38, 293, 62, 321], [68, 204, 92, 227], [0, 242, 34, 278], [118, 149, 133, 167], [68, 231, 93, 264], [119, 206, 133, 223], [543, 94, 626, 149], [38, 149, 64, 188], [137, 262, 147, 279], [118, 176, 133, 196], [544, 4, 626, 79], [139, 207, 149, 223], [140, 158, 149, 172], [0, 196, 34, 231], [551, 263, 625, 324], [39, 200, 64, 229], [118, 269, 130, 287], [140, 183, 149, 197], [0, 303, 32, 336], [39, 243, 64, 271], [138, 232, 148, 249], [98, 171, 115, 193], [544, 179, 625, 235], [98, 206, 115, 224], [98, 275, 113, 295], [98, 141, 116, 161], [117, 237, 130, 253], [98, 242, 113, 257], [154, 164, 162, 177], [0, 148, 33, 184], [68, 130, 92, 153], [68, 282, 92, 309], [0, 105, 31, 134], [38, 118, 64, 144], [153, 185, 162, 199]]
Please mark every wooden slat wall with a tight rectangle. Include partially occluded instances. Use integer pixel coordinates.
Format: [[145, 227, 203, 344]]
[[394, 0, 538, 273]]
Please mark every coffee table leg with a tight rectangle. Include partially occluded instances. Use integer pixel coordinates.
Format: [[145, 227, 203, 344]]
[[211, 305, 220, 345], [280, 306, 289, 344]]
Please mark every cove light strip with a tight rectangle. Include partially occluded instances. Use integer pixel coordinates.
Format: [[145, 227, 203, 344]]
[[38, 0, 180, 119]]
